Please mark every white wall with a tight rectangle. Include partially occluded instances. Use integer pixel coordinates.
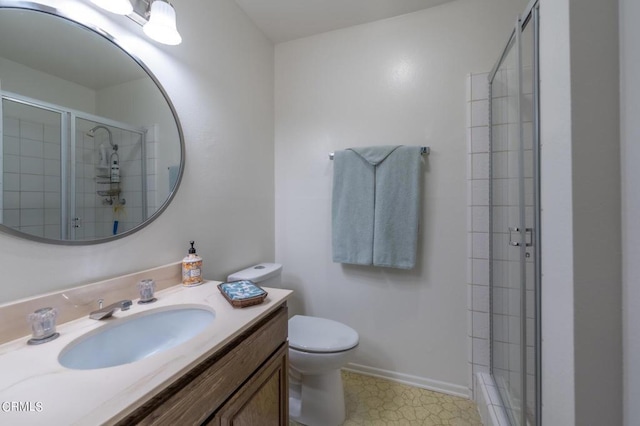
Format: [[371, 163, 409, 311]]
[[0, 0, 275, 304], [570, 0, 621, 423], [620, 0, 640, 423], [275, 0, 525, 393], [540, 0, 622, 423], [0, 57, 96, 113]]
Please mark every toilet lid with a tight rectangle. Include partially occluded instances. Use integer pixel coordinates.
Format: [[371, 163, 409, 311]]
[[288, 315, 359, 353]]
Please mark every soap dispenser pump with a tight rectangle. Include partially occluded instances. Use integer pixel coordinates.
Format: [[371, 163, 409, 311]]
[[182, 240, 203, 287]]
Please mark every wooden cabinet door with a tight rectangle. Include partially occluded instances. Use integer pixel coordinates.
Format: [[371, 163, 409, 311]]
[[211, 344, 288, 426]]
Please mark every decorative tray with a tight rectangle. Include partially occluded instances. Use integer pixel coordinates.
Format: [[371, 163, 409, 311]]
[[217, 280, 268, 308]]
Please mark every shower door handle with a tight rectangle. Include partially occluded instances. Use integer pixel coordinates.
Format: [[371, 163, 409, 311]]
[[509, 226, 533, 247]]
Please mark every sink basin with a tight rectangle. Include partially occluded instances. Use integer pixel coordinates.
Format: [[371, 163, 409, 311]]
[[58, 306, 215, 370]]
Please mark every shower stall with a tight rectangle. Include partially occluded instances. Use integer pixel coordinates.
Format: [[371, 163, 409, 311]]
[[0, 92, 148, 241], [488, 1, 540, 425]]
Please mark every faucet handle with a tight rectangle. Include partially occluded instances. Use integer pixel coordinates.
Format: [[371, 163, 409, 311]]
[[137, 279, 157, 304], [27, 307, 60, 344], [98, 298, 104, 309], [121, 300, 133, 311]]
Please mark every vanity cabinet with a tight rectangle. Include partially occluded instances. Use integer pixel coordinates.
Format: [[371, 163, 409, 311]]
[[209, 345, 287, 425], [117, 305, 288, 426]]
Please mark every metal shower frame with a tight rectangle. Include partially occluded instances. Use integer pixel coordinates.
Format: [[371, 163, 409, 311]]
[[487, 0, 541, 424]]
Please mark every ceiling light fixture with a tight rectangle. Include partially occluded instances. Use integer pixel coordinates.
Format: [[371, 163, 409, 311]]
[[143, 0, 182, 46], [90, 0, 133, 15], [91, 0, 182, 46]]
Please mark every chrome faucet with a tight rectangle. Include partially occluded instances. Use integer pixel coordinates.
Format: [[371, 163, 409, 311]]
[[89, 299, 132, 320]]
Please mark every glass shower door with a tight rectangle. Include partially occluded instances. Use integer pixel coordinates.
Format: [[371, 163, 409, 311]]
[[489, 6, 540, 426], [1, 93, 148, 242], [1, 96, 64, 239], [73, 117, 147, 240], [520, 13, 539, 426], [490, 29, 525, 424]]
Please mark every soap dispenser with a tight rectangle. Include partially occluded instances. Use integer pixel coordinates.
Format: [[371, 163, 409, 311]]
[[182, 241, 203, 286]]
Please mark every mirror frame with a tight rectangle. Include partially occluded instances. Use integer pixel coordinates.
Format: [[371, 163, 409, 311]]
[[0, 0, 185, 245]]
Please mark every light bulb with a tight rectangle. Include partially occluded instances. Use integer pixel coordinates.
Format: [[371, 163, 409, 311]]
[[143, 0, 182, 46]]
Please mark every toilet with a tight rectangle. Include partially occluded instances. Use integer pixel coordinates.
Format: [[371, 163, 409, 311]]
[[227, 263, 359, 426]]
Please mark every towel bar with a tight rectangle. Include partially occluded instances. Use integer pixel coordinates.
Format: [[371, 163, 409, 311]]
[[329, 146, 430, 160]]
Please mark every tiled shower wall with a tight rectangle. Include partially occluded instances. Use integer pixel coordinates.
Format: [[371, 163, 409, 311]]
[[144, 125, 158, 219], [2, 106, 154, 240], [467, 71, 491, 388], [2, 109, 62, 239], [76, 122, 152, 239], [467, 68, 536, 425], [467, 72, 511, 425], [74, 124, 104, 240], [116, 129, 144, 234]]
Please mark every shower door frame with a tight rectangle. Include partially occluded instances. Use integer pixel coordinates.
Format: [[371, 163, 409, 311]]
[[488, 1, 541, 425]]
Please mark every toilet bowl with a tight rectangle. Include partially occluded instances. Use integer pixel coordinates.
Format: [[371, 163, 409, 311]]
[[288, 315, 359, 426], [227, 263, 359, 426]]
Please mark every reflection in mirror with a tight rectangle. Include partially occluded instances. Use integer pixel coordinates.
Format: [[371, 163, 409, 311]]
[[0, 5, 183, 244]]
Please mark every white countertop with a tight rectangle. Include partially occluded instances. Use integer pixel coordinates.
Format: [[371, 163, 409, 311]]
[[0, 281, 292, 425]]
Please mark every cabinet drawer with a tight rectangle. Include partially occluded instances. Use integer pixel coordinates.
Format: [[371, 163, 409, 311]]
[[120, 305, 288, 425]]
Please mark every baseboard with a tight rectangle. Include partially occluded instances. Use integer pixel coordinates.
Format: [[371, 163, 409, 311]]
[[343, 363, 470, 399]]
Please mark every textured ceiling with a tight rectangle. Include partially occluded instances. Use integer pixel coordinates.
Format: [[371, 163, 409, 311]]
[[233, 0, 455, 43]]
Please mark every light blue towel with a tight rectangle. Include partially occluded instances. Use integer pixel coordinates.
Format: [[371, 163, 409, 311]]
[[332, 145, 422, 269], [368, 146, 422, 269], [332, 149, 377, 266]]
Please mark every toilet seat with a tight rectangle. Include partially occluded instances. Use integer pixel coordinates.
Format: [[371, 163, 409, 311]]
[[288, 315, 359, 354]]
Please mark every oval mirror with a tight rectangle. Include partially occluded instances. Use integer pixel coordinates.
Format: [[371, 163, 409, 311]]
[[0, 3, 184, 244]]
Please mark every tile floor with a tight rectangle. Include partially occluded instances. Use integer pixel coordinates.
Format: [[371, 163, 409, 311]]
[[291, 370, 483, 425]]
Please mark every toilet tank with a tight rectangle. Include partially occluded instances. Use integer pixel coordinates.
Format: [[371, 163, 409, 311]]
[[227, 263, 282, 288]]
